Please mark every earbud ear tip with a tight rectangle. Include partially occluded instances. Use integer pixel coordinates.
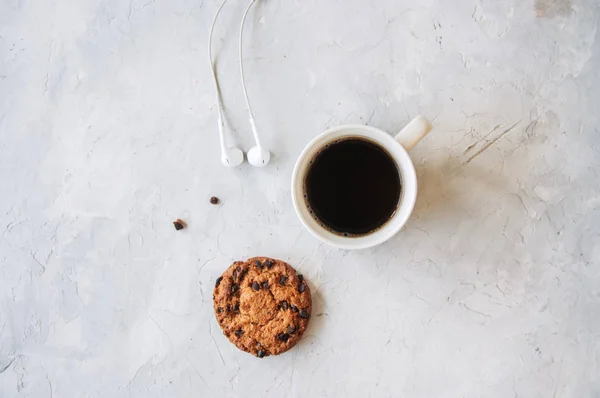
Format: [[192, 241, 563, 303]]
[[247, 146, 270, 167], [221, 147, 244, 167]]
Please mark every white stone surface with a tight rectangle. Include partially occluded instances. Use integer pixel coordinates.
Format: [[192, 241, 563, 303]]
[[1, 0, 599, 396]]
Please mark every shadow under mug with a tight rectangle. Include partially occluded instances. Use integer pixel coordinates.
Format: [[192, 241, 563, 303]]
[[291, 115, 432, 250]]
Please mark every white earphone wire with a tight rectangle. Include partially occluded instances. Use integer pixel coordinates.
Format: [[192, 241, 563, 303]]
[[209, 0, 231, 154], [239, 0, 261, 147]]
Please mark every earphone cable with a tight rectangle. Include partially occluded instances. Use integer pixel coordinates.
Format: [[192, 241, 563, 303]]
[[239, 0, 261, 147], [208, 0, 230, 150]]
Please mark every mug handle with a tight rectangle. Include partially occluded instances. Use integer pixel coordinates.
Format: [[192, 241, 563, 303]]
[[395, 115, 432, 152]]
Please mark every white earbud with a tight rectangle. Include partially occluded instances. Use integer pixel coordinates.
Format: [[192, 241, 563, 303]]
[[218, 119, 244, 167], [247, 145, 271, 167], [246, 118, 270, 167], [240, 0, 271, 167], [221, 148, 244, 167], [209, 0, 244, 168]]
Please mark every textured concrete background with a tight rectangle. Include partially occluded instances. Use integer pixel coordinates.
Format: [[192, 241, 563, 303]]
[[0, 0, 599, 397]]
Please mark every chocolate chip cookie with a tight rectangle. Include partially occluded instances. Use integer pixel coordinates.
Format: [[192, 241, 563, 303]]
[[213, 257, 311, 358]]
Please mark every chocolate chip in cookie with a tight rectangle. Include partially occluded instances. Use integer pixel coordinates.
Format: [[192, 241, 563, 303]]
[[230, 284, 239, 294], [277, 332, 290, 342]]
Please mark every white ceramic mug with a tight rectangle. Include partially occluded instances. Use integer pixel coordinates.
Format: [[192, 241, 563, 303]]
[[291, 115, 432, 250]]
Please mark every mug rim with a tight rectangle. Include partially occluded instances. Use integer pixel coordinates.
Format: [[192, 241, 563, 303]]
[[291, 124, 417, 250]]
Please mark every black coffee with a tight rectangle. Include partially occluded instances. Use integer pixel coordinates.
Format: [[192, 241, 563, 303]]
[[304, 138, 402, 236]]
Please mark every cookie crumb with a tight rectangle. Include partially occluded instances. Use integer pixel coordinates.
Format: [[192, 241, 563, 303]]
[[173, 219, 186, 230], [210, 196, 220, 205]]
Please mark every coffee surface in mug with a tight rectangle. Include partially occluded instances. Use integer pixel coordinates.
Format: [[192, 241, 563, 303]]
[[304, 137, 402, 236]]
